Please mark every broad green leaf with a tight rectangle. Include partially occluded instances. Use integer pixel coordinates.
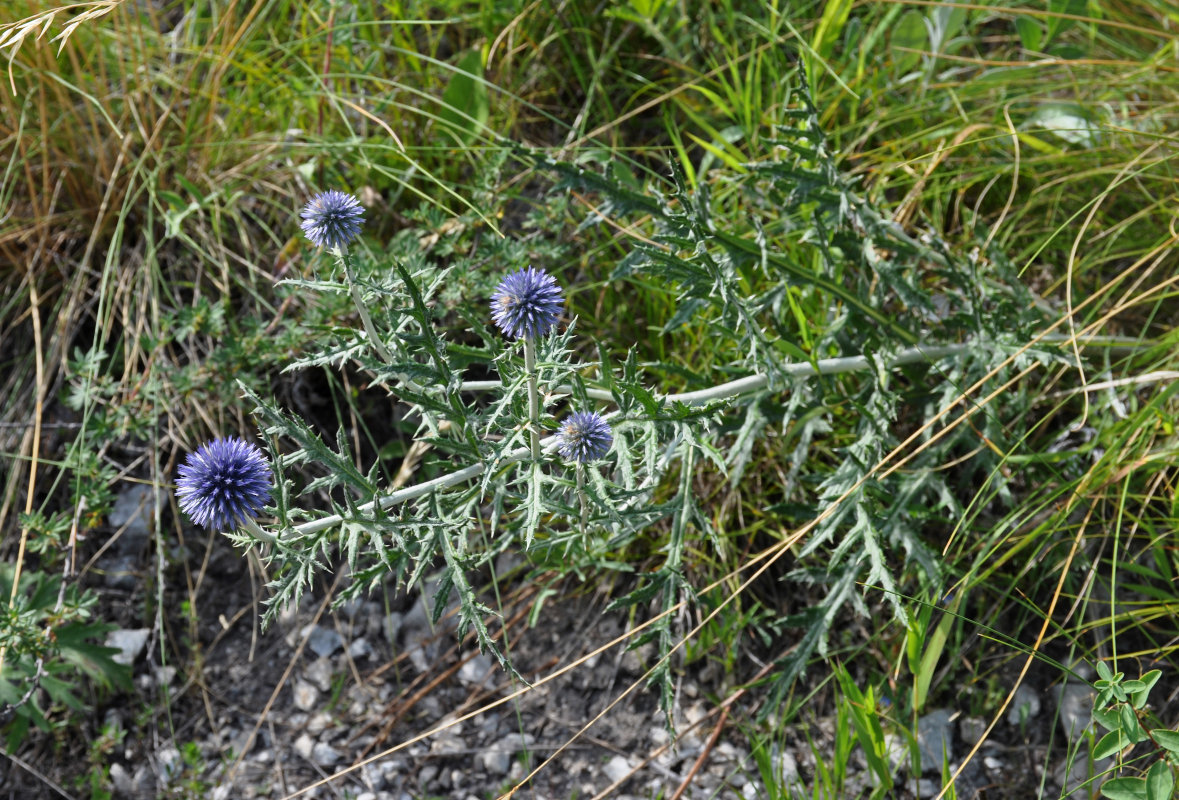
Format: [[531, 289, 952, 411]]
[[1094, 729, 1129, 760], [1045, 0, 1088, 45], [891, 10, 926, 76], [438, 49, 489, 145], [1101, 776, 1147, 800], [1015, 17, 1042, 51], [1092, 706, 1120, 732], [912, 599, 955, 711], [1145, 760, 1174, 800], [1152, 729, 1179, 754], [1131, 670, 1161, 709], [1120, 704, 1141, 740]]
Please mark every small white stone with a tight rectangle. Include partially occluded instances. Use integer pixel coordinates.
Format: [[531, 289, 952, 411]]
[[603, 755, 632, 784], [1006, 684, 1041, 726], [292, 680, 319, 712], [1057, 683, 1095, 741], [106, 628, 151, 666], [294, 733, 315, 759], [348, 637, 373, 660], [307, 712, 333, 735], [153, 665, 177, 687], [306, 624, 343, 658], [458, 654, 493, 686], [109, 763, 134, 794], [305, 657, 334, 691], [480, 747, 512, 776], [957, 716, 987, 746], [311, 741, 342, 765]]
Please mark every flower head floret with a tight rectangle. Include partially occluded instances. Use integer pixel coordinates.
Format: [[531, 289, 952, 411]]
[[176, 437, 273, 530], [556, 411, 613, 463], [300, 190, 365, 250], [491, 266, 563, 340]]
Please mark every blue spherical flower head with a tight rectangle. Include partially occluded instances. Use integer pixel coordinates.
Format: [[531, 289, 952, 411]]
[[556, 411, 613, 463], [491, 266, 563, 340], [300, 190, 365, 249], [176, 437, 273, 530]]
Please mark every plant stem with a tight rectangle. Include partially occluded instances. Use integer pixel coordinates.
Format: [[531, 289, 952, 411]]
[[576, 465, 587, 539], [456, 334, 1147, 406], [242, 517, 278, 545], [524, 337, 541, 461], [337, 245, 394, 365], [286, 332, 1152, 539]]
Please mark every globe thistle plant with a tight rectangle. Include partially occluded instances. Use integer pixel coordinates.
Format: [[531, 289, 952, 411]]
[[490, 267, 565, 461], [556, 411, 613, 463], [490, 267, 564, 341], [300, 190, 365, 250], [176, 437, 273, 531], [299, 189, 397, 366]]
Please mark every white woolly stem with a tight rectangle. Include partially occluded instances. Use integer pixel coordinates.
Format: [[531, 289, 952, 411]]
[[455, 334, 1146, 405], [285, 333, 1148, 539], [524, 337, 541, 461], [242, 517, 278, 545], [337, 245, 395, 365], [576, 465, 587, 539]]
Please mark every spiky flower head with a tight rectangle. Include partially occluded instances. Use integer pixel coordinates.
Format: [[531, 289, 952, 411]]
[[300, 190, 365, 250], [490, 266, 564, 340], [556, 411, 613, 463], [176, 437, 273, 530]]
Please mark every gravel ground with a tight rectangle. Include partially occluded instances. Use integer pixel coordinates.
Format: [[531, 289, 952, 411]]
[[0, 488, 1141, 799]]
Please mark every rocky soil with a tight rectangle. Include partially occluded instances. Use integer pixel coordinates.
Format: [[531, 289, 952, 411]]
[[1, 485, 1131, 799]]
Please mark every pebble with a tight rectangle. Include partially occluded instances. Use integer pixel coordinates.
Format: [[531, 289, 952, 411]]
[[312, 741, 343, 766], [384, 612, 403, 644], [293, 680, 319, 711], [156, 745, 182, 784], [349, 637, 374, 660], [153, 665, 177, 687], [109, 763, 135, 795], [884, 733, 908, 772], [480, 747, 512, 776], [958, 716, 987, 746], [458, 654, 493, 686], [305, 657, 334, 691], [603, 755, 633, 784], [1056, 683, 1094, 741], [917, 708, 954, 768], [306, 625, 343, 658], [1007, 683, 1041, 726], [361, 762, 386, 790], [916, 777, 939, 798], [109, 484, 159, 553], [294, 733, 314, 760], [102, 554, 140, 590], [106, 628, 150, 665], [306, 712, 333, 735], [774, 749, 802, 788]]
